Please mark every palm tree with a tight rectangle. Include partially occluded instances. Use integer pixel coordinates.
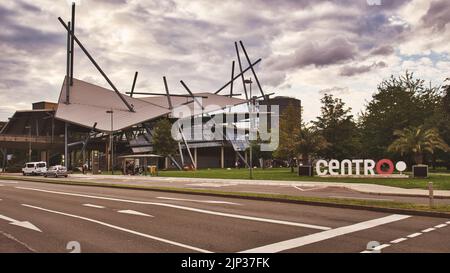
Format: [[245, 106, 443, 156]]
[[388, 126, 449, 164], [297, 125, 329, 165]]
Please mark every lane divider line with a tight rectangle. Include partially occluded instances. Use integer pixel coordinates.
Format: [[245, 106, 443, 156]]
[[373, 244, 391, 251], [82, 204, 105, 209], [117, 210, 153, 217], [156, 197, 241, 205], [421, 228, 435, 233], [240, 214, 410, 253], [362, 220, 450, 253], [390, 238, 407, 244], [21, 204, 211, 253], [0, 230, 37, 253], [16, 186, 331, 230]]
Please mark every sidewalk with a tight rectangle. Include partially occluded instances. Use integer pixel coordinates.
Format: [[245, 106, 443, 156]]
[[67, 174, 450, 198]]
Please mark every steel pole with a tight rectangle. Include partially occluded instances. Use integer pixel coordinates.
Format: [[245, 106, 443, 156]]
[[28, 127, 32, 162], [110, 110, 114, 175]]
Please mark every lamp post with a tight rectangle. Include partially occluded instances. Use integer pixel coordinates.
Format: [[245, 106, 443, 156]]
[[25, 125, 31, 162], [244, 78, 253, 179], [106, 109, 114, 174]]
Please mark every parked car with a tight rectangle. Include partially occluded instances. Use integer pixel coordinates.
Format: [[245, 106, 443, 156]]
[[22, 161, 47, 176], [44, 165, 68, 178]]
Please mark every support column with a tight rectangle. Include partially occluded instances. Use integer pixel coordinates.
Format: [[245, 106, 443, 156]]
[[165, 157, 170, 169], [220, 146, 224, 168], [106, 140, 110, 172], [194, 147, 198, 169], [64, 122, 68, 168], [40, 151, 47, 163]]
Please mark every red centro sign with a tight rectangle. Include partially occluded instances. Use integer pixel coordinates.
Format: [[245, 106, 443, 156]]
[[315, 159, 406, 176], [375, 159, 394, 175]]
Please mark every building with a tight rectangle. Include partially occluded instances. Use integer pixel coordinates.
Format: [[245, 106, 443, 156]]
[[0, 4, 296, 173]]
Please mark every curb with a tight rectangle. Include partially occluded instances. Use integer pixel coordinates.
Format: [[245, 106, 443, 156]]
[[2, 175, 450, 219]]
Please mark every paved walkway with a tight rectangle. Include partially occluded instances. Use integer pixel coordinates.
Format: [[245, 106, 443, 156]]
[[66, 174, 450, 198]]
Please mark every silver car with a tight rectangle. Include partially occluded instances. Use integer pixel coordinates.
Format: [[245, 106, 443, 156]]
[[44, 165, 68, 178]]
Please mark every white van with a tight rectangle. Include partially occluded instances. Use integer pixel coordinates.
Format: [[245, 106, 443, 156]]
[[22, 161, 47, 176]]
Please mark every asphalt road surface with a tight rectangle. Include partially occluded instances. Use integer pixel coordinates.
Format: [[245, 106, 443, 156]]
[[0, 179, 449, 253]]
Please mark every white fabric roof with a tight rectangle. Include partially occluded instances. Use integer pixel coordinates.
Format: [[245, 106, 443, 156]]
[[55, 77, 246, 131]]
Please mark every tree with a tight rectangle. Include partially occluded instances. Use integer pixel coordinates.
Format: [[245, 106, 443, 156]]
[[297, 124, 329, 165], [388, 126, 449, 165], [273, 102, 301, 171], [313, 94, 359, 160], [443, 78, 450, 115], [359, 72, 442, 159], [152, 119, 178, 157]]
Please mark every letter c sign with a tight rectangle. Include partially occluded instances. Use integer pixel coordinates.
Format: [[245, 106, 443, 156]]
[[375, 159, 394, 175]]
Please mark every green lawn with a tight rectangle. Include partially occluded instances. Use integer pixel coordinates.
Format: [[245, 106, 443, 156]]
[[158, 167, 450, 190]]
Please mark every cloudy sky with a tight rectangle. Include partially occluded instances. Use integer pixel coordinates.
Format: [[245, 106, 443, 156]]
[[1, 0, 449, 122]]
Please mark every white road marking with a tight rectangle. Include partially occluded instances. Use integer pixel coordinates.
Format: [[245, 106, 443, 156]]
[[82, 204, 105, 209], [293, 186, 324, 192], [422, 228, 435, 233], [0, 230, 37, 252], [373, 244, 391, 250], [407, 232, 422, 238], [117, 210, 153, 217], [0, 214, 42, 232], [434, 224, 447, 229], [390, 238, 407, 244], [447, 221, 450, 224], [22, 204, 210, 253], [329, 196, 393, 201], [157, 197, 241, 205], [0, 184, 4, 187], [16, 186, 330, 230], [241, 214, 410, 253], [0, 181, 19, 184]]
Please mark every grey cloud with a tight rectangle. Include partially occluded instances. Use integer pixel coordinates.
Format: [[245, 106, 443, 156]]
[[0, 23, 62, 52], [422, 0, 450, 31], [370, 45, 394, 56], [339, 61, 387, 77], [318, 86, 350, 96], [17, 1, 41, 13], [267, 37, 357, 71]]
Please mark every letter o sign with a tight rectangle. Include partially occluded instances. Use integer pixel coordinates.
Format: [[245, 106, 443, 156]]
[[375, 159, 394, 175]]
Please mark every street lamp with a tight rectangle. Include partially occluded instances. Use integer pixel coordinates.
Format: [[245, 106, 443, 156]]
[[25, 125, 31, 162], [244, 78, 254, 179], [106, 109, 114, 174]]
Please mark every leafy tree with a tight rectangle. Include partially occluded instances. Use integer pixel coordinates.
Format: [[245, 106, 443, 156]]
[[152, 119, 178, 157], [443, 78, 450, 115], [313, 94, 359, 160], [359, 72, 442, 159], [297, 124, 329, 165], [427, 78, 450, 169], [273, 102, 301, 171], [388, 126, 449, 165]]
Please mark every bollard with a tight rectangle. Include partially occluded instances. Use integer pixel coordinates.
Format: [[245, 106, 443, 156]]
[[428, 182, 434, 208]]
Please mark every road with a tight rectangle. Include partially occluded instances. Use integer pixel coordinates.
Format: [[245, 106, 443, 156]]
[[0, 179, 449, 253]]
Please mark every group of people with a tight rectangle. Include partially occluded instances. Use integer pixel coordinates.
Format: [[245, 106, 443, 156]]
[[125, 161, 143, 175]]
